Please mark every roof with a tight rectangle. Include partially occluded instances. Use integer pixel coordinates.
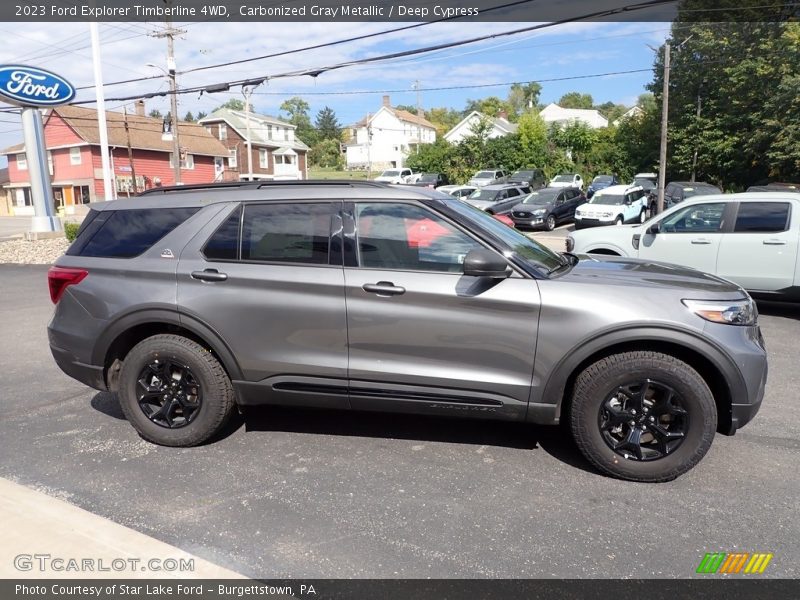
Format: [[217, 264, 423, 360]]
[[353, 105, 436, 130], [2, 105, 229, 157], [540, 103, 608, 126], [198, 108, 310, 151], [595, 184, 642, 195], [444, 111, 518, 140]]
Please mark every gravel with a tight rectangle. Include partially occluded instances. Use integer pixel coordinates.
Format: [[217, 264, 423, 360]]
[[0, 238, 70, 264]]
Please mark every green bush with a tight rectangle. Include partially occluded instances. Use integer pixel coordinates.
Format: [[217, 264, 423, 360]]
[[64, 222, 80, 242]]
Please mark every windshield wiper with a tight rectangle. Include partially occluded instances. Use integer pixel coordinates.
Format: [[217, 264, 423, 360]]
[[545, 255, 571, 276]]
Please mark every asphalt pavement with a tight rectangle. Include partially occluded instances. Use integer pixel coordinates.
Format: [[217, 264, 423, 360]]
[[1, 264, 798, 578], [0, 216, 31, 240]]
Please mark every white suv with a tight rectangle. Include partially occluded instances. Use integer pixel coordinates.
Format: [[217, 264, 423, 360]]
[[574, 184, 648, 229]]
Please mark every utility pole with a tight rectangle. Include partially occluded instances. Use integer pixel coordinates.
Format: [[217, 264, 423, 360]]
[[151, 6, 185, 186], [656, 42, 670, 215], [690, 81, 703, 182], [242, 85, 254, 180], [123, 107, 138, 195], [366, 124, 373, 179], [413, 79, 421, 154]]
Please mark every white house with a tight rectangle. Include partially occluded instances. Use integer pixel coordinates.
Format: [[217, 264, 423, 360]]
[[612, 105, 644, 126], [443, 111, 518, 144], [346, 95, 437, 170], [539, 103, 608, 129]]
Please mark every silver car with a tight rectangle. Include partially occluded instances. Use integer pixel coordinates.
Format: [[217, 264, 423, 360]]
[[48, 181, 767, 482]]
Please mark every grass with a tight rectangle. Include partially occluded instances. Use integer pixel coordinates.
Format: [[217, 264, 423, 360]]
[[308, 168, 370, 180]]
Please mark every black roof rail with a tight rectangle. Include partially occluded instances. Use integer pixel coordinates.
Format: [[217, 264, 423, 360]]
[[137, 180, 391, 196]]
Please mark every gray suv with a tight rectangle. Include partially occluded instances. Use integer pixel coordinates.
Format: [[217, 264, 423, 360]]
[[48, 181, 767, 482]]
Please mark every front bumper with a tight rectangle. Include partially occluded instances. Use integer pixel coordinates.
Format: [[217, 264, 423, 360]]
[[573, 217, 614, 229], [510, 214, 547, 228]]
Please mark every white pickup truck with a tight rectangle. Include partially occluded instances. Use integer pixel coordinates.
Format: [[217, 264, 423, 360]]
[[374, 168, 421, 184], [567, 192, 800, 300]]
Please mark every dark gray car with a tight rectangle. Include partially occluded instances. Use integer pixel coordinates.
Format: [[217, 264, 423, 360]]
[[510, 187, 586, 231], [464, 184, 531, 215], [48, 181, 767, 482]]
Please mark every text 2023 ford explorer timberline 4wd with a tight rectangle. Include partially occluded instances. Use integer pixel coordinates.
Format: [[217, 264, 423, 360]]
[[48, 181, 767, 482]]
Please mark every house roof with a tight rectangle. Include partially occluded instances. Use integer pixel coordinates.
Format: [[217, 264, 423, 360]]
[[198, 108, 310, 151], [1, 105, 229, 157], [540, 103, 608, 125], [444, 111, 518, 140], [352, 105, 436, 130]]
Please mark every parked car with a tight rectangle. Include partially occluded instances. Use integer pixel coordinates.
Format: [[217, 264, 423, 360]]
[[465, 184, 531, 215], [49, 181, 767, 482], [663, 181, 722, 209], [567, 192, 800, 300], [746, 182, 800, 193], [469, 169, 507, 187], [507, 168, 546, 190], [509, 187, 586, 231], [374, 168, 418, 184], [634, 172, 658, 185], [586, 174, 619, 198], [437, 185, 477, 200], [573, 184, 648, 229], [549, 173, 584, 189], [413, 173, 449, 188]]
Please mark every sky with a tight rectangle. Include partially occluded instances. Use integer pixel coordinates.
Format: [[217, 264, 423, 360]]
[[0, 19, 671, 164]]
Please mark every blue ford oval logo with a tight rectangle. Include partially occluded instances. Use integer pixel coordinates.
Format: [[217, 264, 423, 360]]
[[0, 65, 75, 108]]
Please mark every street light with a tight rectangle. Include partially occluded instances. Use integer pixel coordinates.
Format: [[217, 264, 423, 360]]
[[146, 62, 181, 185]]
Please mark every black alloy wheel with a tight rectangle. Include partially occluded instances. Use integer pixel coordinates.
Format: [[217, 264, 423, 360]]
[[136, 359, 202, 428]]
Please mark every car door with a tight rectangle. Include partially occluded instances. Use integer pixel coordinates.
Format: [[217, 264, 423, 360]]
[[177, 201, 350, 408], [637, 201, 732, 273], [342, 200, 540, 420], [552, 190, 568, 222], [717, 201, 798, 291], [495, 187, 522, 214], [561, 189, 580, 220]]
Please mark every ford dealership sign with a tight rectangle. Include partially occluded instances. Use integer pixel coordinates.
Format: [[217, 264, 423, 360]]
[[0, 65, 75, 107]]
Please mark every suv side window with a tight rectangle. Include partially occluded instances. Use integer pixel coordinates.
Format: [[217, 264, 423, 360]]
[[734, 202, 791, 233], [67, 207, 199, 258], [660, 202, 727, 233], [355, 203, 484, 273], [506, 188, 520, 198], [241, 203, 332, 264], [203, 206, 242, 261]]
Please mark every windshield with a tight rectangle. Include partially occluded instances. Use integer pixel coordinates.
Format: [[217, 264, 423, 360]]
[[474, 171, 496, 178], [684, 186, 720, 198], [633, 178, 655, 189], [380, 170, 400, 177], [592, 176, 613, 184], [552, 175, 574, 183], [468, 189, 499, 201], [522, 190, 558, 204], [589, 193, 625, 205], [442, 199, 563, 272], [512, 171, 533, 178], [419, 174, 438, 182]]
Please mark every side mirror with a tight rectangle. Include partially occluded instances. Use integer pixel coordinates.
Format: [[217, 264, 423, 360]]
[[648, 222, 661, 234], [463, 248, 510, 278]]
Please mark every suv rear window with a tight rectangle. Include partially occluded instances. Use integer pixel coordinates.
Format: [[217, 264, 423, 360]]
[[734, 203, 791, 233], [241, 203, 332, 264], [67, 207, 199, 258]]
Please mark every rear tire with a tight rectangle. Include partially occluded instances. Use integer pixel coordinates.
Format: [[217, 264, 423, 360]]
[[117, 334, 235, 447], [569, 351, 716, 482]]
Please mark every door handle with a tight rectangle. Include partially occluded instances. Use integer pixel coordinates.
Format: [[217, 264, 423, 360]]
[[690, 238, 712, 245], [191, 269, 228, 282], [362, 281, 406, 296], [763, 239, 787, 245]]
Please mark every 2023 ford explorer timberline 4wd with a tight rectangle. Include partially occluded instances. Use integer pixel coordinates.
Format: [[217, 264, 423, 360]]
[[48, 181, 767, 482]]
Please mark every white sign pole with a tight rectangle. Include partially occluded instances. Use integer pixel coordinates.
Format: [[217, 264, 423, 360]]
[[89, 22, 114, 200], [21, 108, 61, 232]]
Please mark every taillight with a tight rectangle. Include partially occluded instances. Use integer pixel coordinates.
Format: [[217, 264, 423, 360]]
[[48, 267, 88, 304]]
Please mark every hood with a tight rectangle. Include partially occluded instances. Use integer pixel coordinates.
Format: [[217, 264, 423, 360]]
[[561, 255, 746, 296], [577, 201, 621, 212], [465, 199, 493, 210], [512, 202, 551, 213], [549, 181, 572, 188]]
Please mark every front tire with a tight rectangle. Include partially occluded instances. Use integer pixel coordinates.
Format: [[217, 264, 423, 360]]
[[117, 334, 235, 447], [569, 351, 716, 482], [639, 209, 647, 223], [614, 216, 624, 226], [545, 214, 556, 231]]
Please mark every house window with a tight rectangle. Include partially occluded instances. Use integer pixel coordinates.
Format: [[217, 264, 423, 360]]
[[72, 185, 90, 204], [16, 153, 27, 170], [219, 123, 227, 140], [70, 147, 81, 165], [228, 148, 237, 169], [267, 125, 273, 139], [47, 151, 53, 175], [170, 152, 195, 170], [15, 187, 33, 206], [259, 149, 268, 169], [274, 154, 296, 165]]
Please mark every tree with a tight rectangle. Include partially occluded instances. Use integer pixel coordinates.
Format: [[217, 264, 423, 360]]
[[183, 111, 195, 122], [595, 102, 628, 124], [214, 99, 245, 112], [394, 104, 418, 115], [280, 96, 318, 146], [309, 139, 343, 168], [315, 106, 341, 142], [426, 107, 463, 136], [549, 121, 596, 166], [637, 93, 656, 114], [463, 96, 513, 119], [196, 111, 208, 121], [508, 82, 542, 114], [148, 109, 162, 119], [558, 92, 594, 109], [517, 111, 548, 168]]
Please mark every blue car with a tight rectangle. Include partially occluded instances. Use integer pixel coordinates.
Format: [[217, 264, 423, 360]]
[[587, 174, 619, 198]]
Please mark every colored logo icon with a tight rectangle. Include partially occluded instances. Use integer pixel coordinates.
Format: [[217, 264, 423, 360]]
[[697, 552, 773, 574], [0, 65, 76, 108]]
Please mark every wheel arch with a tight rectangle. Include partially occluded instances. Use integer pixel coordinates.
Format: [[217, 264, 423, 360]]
[[92, 310, 244, 392], [536, 328, 744, 435]]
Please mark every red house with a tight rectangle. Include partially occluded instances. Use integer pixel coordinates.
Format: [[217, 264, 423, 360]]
[[1, 104, 229, 215]]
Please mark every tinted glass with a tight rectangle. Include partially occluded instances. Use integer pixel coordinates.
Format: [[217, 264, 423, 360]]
[[590, 194, 625, 205], [475, 171, 495, 178], [552, 175, 574, 182], [356, 203, 483, 273], [660, 202, 726, 233], [469, 189, 501, 201], [242, 203, 331, 264], [506, 188, 520, 197], [523, 190, 559, 204], [734, 203, 790, 233], [419, 174, 438, 182], [69, 207, 198, 258], [203, 206, 241, 260], [683, 186, 721, 198], [593, 176, 613, 184]]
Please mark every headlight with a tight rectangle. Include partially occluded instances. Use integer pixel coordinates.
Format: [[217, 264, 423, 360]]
[[533, 209, 546, 215], [682, 299, 756, 326]]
